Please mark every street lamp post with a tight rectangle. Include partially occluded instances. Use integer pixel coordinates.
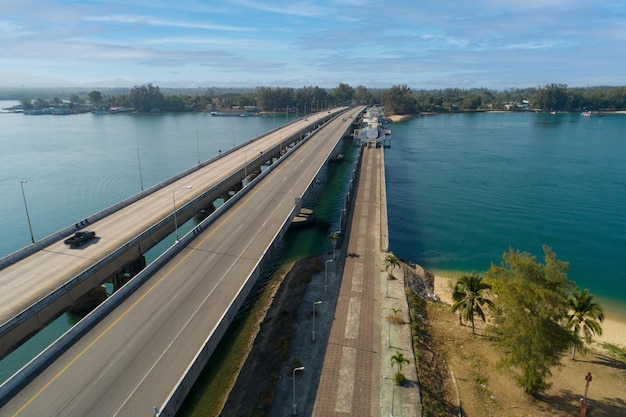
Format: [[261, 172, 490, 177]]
[[20, 180, 35, 243], [312, 300, 322, 341], [382, 307, 391, 348], [196, 129, 201, 166], [173, 185, 192, 242], [386, 274, 390, 297], [231, 118, 237, 148], [244, 148, 263, 186], [324, 259, 333, 293], [383, 376, 395, 417], [292, 366, 305, 415], [332, 230, 340, 260], [137, 147, 144, 191]]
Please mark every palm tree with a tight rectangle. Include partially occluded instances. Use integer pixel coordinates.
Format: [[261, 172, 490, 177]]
[[385, 254, 401, 277], [389, 308, 403, 324], [327, 232, 339, 259], [390, 351, 409, 373], [567, 288, 604, 360], [451, 273, 493, 335]]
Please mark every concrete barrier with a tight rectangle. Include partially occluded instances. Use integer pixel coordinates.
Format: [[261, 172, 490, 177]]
[[0, 112, 327, 406], [0, 111, 323, 271]]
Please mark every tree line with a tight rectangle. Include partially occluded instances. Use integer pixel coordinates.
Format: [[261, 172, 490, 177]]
[[15, 82, 626, 114]]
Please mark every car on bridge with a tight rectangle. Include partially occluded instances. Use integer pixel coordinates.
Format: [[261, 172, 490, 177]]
[[63, 231, 96, 247]]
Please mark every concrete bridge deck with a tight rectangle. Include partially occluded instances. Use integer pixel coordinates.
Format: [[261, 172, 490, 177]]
[[0, 108, 358, 359], [0, 110, 362, 417]]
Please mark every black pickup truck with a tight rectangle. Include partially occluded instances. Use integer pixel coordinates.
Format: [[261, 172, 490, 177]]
[[64, 231, 96, 247]]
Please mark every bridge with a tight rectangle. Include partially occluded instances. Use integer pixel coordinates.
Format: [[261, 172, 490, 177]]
[[0, 107, 366, 416], [0, 108, 360, 361]]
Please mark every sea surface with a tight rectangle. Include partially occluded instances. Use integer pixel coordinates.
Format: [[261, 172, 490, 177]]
[[385, 111, 626, 316], [1, 103, 625, 382]]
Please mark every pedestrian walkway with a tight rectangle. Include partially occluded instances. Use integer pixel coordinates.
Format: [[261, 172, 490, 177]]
[[311, 146, 421, 417], [267, 146, 420, 417]]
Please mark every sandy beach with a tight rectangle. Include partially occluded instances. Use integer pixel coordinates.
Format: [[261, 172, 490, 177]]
[[433, 273, 626, 348], [386, 114, 412, 122]]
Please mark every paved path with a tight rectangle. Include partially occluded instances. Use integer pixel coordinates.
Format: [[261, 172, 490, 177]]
[[268, 146, 421, 417]]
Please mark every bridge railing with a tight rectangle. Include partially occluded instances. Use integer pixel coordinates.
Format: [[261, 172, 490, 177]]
[[0, 114, 320, 271], [0, 114, 328, 406]]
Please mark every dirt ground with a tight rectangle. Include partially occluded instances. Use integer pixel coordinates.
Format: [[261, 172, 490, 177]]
[[219, 258, 317, 417], [426, 281, 626, 417]]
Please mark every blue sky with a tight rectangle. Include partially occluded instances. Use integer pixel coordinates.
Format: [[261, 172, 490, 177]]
[[1, 0, 625, 89]]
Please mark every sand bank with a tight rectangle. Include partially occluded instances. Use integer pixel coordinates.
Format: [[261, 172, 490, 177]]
[[433, 274, 626, 348], [386, 114, 412, 122]]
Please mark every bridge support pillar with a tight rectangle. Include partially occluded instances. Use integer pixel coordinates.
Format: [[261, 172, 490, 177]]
[[68, 285, 107, 314], [232, 182, 243, 194], [195, 204, 216, 222], [111, 256, 147, 292]]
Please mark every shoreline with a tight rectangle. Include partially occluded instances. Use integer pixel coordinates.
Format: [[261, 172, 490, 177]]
[[432, 273, 626, 348]]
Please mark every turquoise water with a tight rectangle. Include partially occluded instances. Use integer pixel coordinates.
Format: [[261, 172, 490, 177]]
[[385, 112, 626, 315], [1, 107, 625, 382], [0, 103, 289, 256]]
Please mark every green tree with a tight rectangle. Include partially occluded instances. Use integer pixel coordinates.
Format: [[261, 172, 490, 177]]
[[353, 85, 371, 104], [384, 254, 401, 276], [380, 84, 416, 115], [20, 98, 33, 110], [535, 83, 568, 112], [566, 288, 604, 360], [390, 351, 409, 374], [451, 273, 493, 334], [88, 90, 103, 105], [327, 232, 339, 258], [129, 83, 165, 112], [487, 246, 576, 395], [330, 82, 354, 105]]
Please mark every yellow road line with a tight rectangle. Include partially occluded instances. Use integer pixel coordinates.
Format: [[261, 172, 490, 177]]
[[13, 187, 258, 416]]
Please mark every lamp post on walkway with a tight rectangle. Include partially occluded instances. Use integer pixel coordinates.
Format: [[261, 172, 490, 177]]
[[20, 180, 35, 243], [325, 259, 333, 293], [312, 300, 322, 341], [173, 185, 192, 242], [383, 375, 395, 417], [382, 307, 391, 348], [137, 147, 144, 191], [292, 366, 305, 415], [386, 273, 390, 298]]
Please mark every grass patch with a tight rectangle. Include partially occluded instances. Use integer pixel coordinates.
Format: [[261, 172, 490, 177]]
[[600, 342, 626, 361]]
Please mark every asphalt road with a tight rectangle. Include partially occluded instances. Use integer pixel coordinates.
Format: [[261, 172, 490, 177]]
[[1, 111, 361, 417], [0, 110, 343, 330]]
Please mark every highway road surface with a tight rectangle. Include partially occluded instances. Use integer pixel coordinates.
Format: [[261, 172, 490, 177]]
[[1, 112, 358, 416], [0, 110, 344, 336]]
